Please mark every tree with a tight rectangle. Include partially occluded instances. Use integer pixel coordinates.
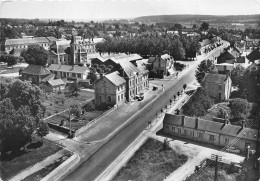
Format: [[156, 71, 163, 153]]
[[200, 22, 209, 31], [5, 79, 44, 119], [70, 104, 82, 119], [240, 63, 260, 102], [195, 59, 218, 84], [163, 138, 170, 151], [88, 67, 98, 84], [231, 64, 246, 87], [22, 44, 49, 66], [0, 99, 35, 155], [0, 54, 17, 67], [36, 121, 49, 140], [229, 98, 249, 120], [182, 87, 214, 117], [183, 84, 187, 90], [68, 82, 80, 95]]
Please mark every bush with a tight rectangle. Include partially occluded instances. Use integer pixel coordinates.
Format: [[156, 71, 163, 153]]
[[174, 62, 186, 71]]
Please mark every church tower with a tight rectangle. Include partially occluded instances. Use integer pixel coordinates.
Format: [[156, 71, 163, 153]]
[[70, 35, 77, 65]]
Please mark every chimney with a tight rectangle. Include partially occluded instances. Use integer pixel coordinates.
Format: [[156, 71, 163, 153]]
[[195, 117, 199, 129], [181, 115, 185, 126], [242, 120, 246, 129], [224, 119, 229, 125], [246, 145, 251, 160]]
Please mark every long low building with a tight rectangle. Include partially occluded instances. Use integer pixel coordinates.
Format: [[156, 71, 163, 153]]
[[48, 64, 89, 80], [3, 36, 57, 54], [163, 113, 259, 154]]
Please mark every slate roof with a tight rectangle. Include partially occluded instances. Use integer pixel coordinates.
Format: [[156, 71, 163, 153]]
[[22, 64, 51, 76], [105, 54, 142, 64], [5, 37, 57, 46], [217, 50, 236, 64], [48, 64, 89, 74], [104, 71, 126, 86], [119, 61, 141, 77], [163, 114, 258, 141], [203, 73, 228, 84], [236, 56, 246, 63], [247, 48, 260, 62], [41, 74, 55, 83], [48, 79, 65, 86]]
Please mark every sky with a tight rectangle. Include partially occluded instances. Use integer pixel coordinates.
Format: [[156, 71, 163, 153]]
[[1, 0, 260, 20]]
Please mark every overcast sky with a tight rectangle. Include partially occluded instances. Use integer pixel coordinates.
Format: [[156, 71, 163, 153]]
[[1, 0, 260, 20]]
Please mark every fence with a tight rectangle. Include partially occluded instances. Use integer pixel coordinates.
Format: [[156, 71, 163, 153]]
[[75, 105, 117, 136]]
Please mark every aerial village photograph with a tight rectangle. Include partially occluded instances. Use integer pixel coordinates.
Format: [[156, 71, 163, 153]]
[[0, 0, 260, 180]]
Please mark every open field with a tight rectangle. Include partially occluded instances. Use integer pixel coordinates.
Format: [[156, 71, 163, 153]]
[[113, 138, 187, 181], [0, 138, 62, 181]]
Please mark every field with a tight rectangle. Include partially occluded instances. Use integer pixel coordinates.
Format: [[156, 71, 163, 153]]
[[113, 138, 187, 181], [0, 138, 62, 181], [42, 90, 94, 118]]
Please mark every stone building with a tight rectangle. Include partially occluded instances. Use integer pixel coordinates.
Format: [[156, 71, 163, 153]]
[[95, 71, 126, 106], [203, 73, 232, 101], [163, 114, 259, 153]]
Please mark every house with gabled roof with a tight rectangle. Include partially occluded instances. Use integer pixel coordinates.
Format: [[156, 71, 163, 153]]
[[149, 54, 174, 78], [217, 50, 236, 64], [163, 114, 259, 153], [48, 64, 89, 80], [117, 61, 149, 101], [21, 64, 51, 85], [247, 47, 260, 63], [94, 71, 126, 106], [203, 73, 232, 101]]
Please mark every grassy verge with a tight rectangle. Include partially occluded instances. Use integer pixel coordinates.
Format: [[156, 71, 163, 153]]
[[0, 138, 61, 181], [113, 138, 187, 181], [21, 151, 73, 181]]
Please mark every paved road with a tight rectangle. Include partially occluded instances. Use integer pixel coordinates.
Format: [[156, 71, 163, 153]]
[[63, 45, 227, 181]]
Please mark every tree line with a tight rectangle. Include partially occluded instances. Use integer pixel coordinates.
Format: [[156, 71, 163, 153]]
[[95, 33, 200, 60]]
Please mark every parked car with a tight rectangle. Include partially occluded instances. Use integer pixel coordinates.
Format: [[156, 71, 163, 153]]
[[226, 146, 241, 154], [136, 93, 144, 101]]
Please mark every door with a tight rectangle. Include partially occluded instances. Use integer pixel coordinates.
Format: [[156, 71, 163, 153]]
[[219, 93, 221, 100]]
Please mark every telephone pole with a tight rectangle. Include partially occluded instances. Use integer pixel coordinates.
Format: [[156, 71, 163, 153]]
[[211, 154, 222, 181], [214, 155, 218, 181]]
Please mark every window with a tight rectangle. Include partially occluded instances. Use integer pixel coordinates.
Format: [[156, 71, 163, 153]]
[[72, 73, 76, 77], [198, 132, 203, 138], [225, 138, 229, 144], [121, 94, 123, 99], [219, 85, 222, 90], [178, 128, 181, 134], [210, 135, 215, 142], [108, 96, 112, 102], [118, 86, 120, 91], [184, 129, 188, 135], [77, 74, 81, 78], [118, 95, 120, 101], [172, 127, 175, 131]]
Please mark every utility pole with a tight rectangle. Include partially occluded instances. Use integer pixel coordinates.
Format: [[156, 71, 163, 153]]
[[214, 155, 218, 181], [211, 154, 222, 181]]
